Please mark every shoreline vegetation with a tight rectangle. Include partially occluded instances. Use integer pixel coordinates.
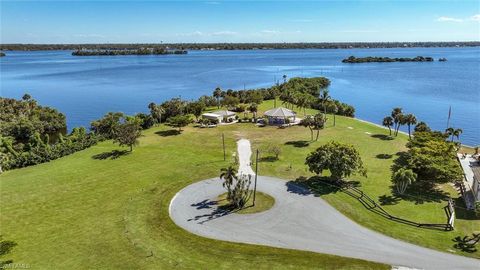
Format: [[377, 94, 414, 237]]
[[72, 48, 187, 56], [342, 55, 435, 63], [1, 41, 479, 51]]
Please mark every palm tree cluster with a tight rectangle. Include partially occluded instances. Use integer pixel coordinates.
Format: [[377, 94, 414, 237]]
[[445, 127, 463, 142], [382, 108, 417, 139], [219, 166, 253, 208]]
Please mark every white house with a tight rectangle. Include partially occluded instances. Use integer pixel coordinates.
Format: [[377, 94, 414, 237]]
[[201, 110, 237, 123]]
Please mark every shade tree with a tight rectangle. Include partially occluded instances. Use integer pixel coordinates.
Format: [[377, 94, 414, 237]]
[[306, 141, 367, 181]]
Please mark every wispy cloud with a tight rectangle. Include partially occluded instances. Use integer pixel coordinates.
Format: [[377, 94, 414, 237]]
[[260, 30, 280, 34], [176, 31, 204, 37], [211, 31, 237, 36], [73, 34, 105, 38], [471, 14, 480, 21], [436, 16, 463, 22], [204, 1, 220, 4]]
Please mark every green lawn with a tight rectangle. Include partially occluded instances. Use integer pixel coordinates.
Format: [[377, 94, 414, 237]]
[[1, 101, 478, 269]]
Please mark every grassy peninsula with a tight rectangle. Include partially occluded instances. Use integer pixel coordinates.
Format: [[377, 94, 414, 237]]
[[1, 99, 478, 269]]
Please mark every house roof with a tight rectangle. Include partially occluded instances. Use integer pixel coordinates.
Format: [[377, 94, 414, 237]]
[[264, 107, 296, 118], [211, 110, 236, 117], [202, 113, 221, 118]]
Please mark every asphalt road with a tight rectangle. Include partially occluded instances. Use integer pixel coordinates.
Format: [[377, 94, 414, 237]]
[[169, 176, 480, 270]]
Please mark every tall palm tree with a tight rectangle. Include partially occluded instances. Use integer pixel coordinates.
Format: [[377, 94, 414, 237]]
[[445, 127, 455, 141], [391, 107, 403, 136], [248, 103, 258, 121], [320, 89, 331, 115], [453, 128, 463, 142], [157, 106, 165, 124], [213, 87, 222, 108], [220, 166, 238, 199], [327, 102, 338, 126], [405, 113, 417, 139], [382, 116, 394, 136]]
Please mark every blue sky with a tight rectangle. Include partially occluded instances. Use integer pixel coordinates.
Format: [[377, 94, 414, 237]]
[[1, 0, 479, 43]]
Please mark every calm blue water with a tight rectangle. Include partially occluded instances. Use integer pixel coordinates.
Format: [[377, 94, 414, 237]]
[[1, 48, 479, 145]]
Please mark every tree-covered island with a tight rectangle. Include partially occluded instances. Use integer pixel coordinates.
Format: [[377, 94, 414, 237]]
[[72, 47, 187, 56], [342, 55, 434, 63]]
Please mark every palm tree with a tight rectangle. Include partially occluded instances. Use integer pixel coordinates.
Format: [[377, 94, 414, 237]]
[[453, 128, 463, 142], [320, 89, 331, 115], [248, 103, 258, 121], [404, 113, 417, 139], [213, 87, 222, 108], [445, 127, 454, 141], [220, 166, 238, 199], [391, 107, 403, 136], [282, 74, 287, 83], [382, 116, 394, 136], [392, 168, 417, 195], [157, 106, 165, 124], [326, 102, 338, 126]]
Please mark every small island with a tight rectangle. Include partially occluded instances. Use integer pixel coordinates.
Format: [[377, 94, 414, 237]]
[[439, 58, 448, 62], [72, 47, 187, 56], [342, 55, 434, 63], [0, 52, 5, 57]]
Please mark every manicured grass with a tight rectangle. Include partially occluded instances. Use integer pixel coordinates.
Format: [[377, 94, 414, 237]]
[[0, 120, 387, 269], [1, 100, 478, 269], [217, 192, 275, 214]]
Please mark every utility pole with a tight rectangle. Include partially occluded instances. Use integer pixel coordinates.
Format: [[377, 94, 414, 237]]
[[222, 133, 226, 161], [253, 149, 259, 206]]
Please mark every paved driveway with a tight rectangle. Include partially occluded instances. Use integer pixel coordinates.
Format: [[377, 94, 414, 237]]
[[169, 176, 479, 270]]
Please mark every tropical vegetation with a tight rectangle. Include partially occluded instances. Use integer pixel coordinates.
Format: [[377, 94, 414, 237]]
[[342, 56, 434, 63]]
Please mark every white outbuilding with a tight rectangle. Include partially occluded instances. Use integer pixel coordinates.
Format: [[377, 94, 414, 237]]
[[201, 110, 237, 123]]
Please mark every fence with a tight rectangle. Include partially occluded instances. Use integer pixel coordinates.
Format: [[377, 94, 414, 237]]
[[319, 180, 455, 231]]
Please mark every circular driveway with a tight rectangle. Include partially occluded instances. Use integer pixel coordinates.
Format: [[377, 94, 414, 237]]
[[169, 176, 479, 270]]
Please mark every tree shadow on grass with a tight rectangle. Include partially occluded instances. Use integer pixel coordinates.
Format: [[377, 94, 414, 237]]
[[378, 194, 401, 206], [0, 237, 17, 267], [188, 198, 245, 224], [285, 140, 310, 148], [395, 181, 450, 205], [155, 129, 181, 137], [371, 134, 394, 141], [376, 154, 393, 159], [287, 176, 342, 197], [92, 150, 130, 160], [452, 233, 479, 253]]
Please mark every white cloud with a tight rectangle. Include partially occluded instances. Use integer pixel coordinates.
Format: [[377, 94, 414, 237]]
[[470, 14, 480, 21], [260, 30, 280, 34], [176, 31, 204, 37], [211, 31, 237, 36], [437, 16, 463, 22], [73, 34, 105, 38]]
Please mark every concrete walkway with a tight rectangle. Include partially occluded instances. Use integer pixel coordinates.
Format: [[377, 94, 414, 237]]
[[169, 177, 479, 270]]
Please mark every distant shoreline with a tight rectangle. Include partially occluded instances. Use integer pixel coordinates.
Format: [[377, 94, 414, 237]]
[[1, 42, 479, 51]]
